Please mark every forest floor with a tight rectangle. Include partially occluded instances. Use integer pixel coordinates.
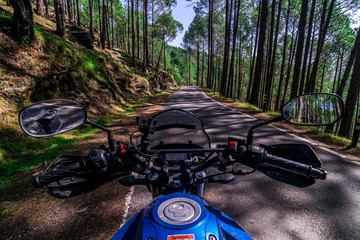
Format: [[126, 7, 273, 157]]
[[0, 92, 173, 240], [203, 89, 360, 163]]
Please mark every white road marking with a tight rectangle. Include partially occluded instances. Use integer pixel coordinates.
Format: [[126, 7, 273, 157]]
[[119, 185, 135, 228], [199, 88, 348, 160]]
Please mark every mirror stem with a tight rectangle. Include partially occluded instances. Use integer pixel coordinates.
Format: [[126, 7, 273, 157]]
[[85, 119, 116, 154], [246, 115, 284, 146]]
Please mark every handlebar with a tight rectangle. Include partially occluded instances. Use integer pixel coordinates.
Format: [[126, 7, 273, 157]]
[[262, 152, 327, 180], [33, 162, 82, 188], [34, 142, 327, 189]]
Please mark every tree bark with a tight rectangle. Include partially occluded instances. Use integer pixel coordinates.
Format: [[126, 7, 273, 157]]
[[151, 0, 155, 65], [128, 0, 131, 53], [76, 0, 80, 26], [275, 0, 290, 111], [136, 0, 140, 59], [10, 0, 36, 41], [227, 0, 241, 98], [306, 0, 336, 93], [54, 0, 66, 37], [143, 0, 149, 69], [337, 26, 360, 96], [281, 29, 298, 106], [105, 0, 111, 48], [339, 29, 360, 138], [263, 0, 276, 110], [290, 0, 308, 98], [299, 0, 316, 94], [111, 0, 114, 47], [247, 1, 261, 102], [89, 0, 94, 40], [131, 0, 136, 65], [250, 0, 268, 106], [196, 44, 200, 86], [221, 0, 233, 96], [35, 0, 44, 16], [67, 0, 74, 25], [207, 0, 214, 89]]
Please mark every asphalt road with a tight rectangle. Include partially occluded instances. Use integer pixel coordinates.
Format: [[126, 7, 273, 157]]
[[125, 86, 360, 240]]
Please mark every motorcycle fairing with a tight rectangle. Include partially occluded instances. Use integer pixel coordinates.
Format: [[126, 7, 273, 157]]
[[112, 193, 252, 240]]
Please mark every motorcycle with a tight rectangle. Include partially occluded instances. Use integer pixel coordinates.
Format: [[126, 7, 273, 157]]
[[18, 92, 344, 240]]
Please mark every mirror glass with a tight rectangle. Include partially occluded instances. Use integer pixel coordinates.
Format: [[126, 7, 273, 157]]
[[19, 100, 87, 137], [282, 93, 344, 126]]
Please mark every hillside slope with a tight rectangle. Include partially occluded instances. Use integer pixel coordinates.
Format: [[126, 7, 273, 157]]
[[0, 1, 176, 178]]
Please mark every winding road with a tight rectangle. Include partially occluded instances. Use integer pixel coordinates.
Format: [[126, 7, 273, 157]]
[[124, 86, 360, 240]]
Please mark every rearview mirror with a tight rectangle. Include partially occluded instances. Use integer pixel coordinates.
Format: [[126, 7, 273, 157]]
[[282, 93, 344, 126], [19, 99, 87, 137]]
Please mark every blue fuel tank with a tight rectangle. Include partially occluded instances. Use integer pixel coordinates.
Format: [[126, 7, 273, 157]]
[[112, 192, 252, 240]]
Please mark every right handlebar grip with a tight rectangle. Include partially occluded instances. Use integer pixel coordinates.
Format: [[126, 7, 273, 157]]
[[263, 152, 327, 180], [33, 162, 82, 188]]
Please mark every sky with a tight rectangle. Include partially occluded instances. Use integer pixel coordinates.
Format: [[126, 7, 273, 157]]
[[167, 1, 196, 48]]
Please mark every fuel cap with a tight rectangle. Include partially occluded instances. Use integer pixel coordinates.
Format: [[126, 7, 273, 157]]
[[156, 197, 202, 226]]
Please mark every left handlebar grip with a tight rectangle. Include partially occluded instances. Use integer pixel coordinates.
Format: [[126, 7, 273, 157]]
[[33, 162, 82, 188]]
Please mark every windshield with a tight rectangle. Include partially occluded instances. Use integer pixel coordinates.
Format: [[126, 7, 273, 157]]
[[148, 109, 211, 149]]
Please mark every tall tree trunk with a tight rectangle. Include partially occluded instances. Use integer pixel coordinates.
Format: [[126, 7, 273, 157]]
[[76, 0, 80, 26], [263, 0, 276, 110], [196, 44, 200, 86], [337, 49, 344, 91], [290, 0, 308, 98], [223, 0, 233, 97], [281, 30, 298, 106], [136, 0, 140, 59], [299, 0, 316, 94], [131, 0, 136, 65], [207, 0, 214, 89], [305, 21, 316, 86], [67, 0, 73, 25], [89, 0, 94, 40], [306, 0, 336, 93], [101, 0, 106, 49], [151, 0, 155, 65], [332, 53, 340, 93], [337, 26, 360, 96], [128, 0, 131, 53], [247, 1, 261, 102], [201, 42, 205, 87], [339, 29, 360, 138], [250, 0, 269, 106], [10, 0, 36, 41], [143, 0, 149, 69], [163, 36, 166, 70], [156, 42, 164, 69], [111, 0, 114, 47], [189, 54, 192, 85], [105, 0, 111, 48], [54, 0, 66, 37], [275, 0, 290, 111], [35, 0, 44, 16], [264, 0, 282, 111], [97, 0, 102, 46], [45, 0, 48, 15], [227, 0, 241, 98]]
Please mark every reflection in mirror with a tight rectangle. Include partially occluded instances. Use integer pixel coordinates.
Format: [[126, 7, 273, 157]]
[[19, 100, 87, 137], [282, 93, 343, 126]]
